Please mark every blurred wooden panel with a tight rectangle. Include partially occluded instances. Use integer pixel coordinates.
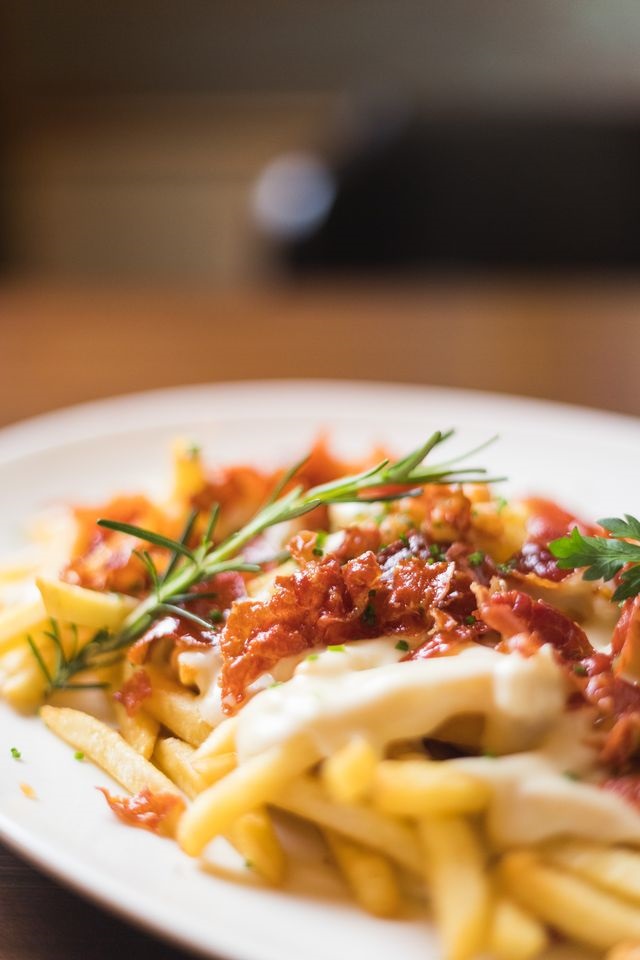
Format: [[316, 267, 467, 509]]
[[1, 280, 639, 427], [8, 96, 333, 282]]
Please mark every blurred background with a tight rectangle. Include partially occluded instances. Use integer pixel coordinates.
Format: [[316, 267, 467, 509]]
[[2, 0, 640, 426]]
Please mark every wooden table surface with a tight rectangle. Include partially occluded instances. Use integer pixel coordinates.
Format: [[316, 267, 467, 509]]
[[1, 278, 640, 959]]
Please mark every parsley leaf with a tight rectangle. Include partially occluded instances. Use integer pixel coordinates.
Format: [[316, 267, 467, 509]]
[[549, 517, 640, 602]]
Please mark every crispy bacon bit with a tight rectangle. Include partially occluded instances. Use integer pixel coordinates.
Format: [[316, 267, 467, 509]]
[[612, 596, 640, 682], [127, 571, 246, 666], [506, 499, 603, 584], [64, 495, 172, 594], [219, 542, 485, 708], [333, 526, 382, 562], [184, 571, 247, 619], [511, 542, 571, 583], [113, 669, 152, 716], [602, 773, 640, 809], [98, 787, 185, 835], [522, 498, 601, 544], [478, 590, 592, 660]]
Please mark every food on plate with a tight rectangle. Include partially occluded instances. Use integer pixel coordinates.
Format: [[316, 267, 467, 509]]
[[3, 431, 640, 959]]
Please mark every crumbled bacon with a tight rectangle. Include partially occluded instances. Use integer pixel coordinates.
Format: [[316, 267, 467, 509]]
[[184, 571, 247, 619], [127, 572, 246, 666], [521, 498, 602, 544], [219, 542, 486, 708], [98, 787, 185, 834], [511, 542, 571, 583], [113, 668, 151, 716], [478, 589, 640, 769], [612, 596, 640, 682], [602, 773, 640, 808], [504, 499, 604, 584], [64, 495, 173, 594], [478, 589, 592, 660]]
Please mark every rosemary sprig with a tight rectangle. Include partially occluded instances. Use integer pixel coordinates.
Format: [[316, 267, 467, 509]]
[[550, 515, 640, 602], [32, 430, 500, 690]]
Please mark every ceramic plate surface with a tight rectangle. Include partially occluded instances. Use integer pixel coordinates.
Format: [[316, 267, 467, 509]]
[[1, 380, 637, 960]]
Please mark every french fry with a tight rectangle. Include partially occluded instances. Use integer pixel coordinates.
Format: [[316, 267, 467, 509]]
[[153, 737, 207, 800], [0, 599, 48, 655], [178, 737, 321, 857], [499, 850, 640, 952], [36, 576, 136, 631], [541, 839, 640, 905], [1, 632, 55, 711], [41, 705, 181, 799], [2, 666, 48, 712], [373, 759, 491, 817], [418, 816, 490, 960], [325, 829, 400, 918], [273, 775, 423, 876], [228, 807, 287, 885], [322, 736, 377, 804], [114, 702, 160, 760], [192, 751, 237, 786], [171, 438, 205, 501], [143, 665, 212, 747], [488, 896, 548, 960], [192, 716, 238, 762], [607, 943, 640, 960]]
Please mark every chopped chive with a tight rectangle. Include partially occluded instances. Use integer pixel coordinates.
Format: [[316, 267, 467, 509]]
[[209, 609, 224, 624], [312, 547, 324, 557], [468, 551, 485, 566], [573, 664, 588, 677], [327, 644, 346, 653], [464, 615, 477, 625], [399, 533, 409, 547], [361, 603, 377, 627], [307, 653, 319, 661], [496, 496, 508, 514], [497, 560, 516, 575], [74, 751, 85, 761], [395, 640, 410, 652], [10, 747, 21, 760]]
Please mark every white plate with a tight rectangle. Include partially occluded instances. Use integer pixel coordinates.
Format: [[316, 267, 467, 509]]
[[1, 379, 637, 960]]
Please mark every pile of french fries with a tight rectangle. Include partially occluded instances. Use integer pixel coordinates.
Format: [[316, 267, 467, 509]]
[[2, 575, 639, 960], [2, 446, 640, 960]]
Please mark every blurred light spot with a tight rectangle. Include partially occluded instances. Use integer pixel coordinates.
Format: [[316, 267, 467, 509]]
[[253, 153, 336, 240]]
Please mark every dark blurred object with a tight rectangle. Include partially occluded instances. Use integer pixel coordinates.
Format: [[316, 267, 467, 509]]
[[256, 114, 640, 272]]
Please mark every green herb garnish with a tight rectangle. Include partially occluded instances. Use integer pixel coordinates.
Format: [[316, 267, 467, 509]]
[[468, 551, 485, 566], [395, 640, 410, 652], [327, 644, 346, 653], [428, 543, 444, 562], [361, 603, 377, 627], [74, 751, 85, 761], [550, 516, 640, 602], [10, 747, 21, 760]]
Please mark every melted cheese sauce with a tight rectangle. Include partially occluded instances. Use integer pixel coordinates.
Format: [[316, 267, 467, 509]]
[[180, 612, 640, 847], [229, 641, 640, 846]]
